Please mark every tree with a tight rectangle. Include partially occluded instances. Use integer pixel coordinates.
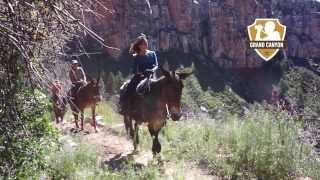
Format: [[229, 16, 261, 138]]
[[0, 0, 114, 177]]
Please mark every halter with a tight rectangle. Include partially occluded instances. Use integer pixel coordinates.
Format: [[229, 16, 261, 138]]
[[165, 104, 171, 119]]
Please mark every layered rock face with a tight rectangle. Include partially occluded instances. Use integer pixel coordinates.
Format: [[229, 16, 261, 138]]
[[85, 0, 320, 68]]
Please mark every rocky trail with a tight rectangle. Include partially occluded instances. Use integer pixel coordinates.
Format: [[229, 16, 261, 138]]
[[54, 115, 219, 180]]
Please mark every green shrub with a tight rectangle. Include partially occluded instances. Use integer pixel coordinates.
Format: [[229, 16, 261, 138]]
[[280, 67, 320, 118], [104, 71, 125, 96], [96, 101, 123, 125], [0, 88, 58, 179], [160, 104, 320, 179], [182, 74, 246, 117], [47, 141, 102, 179]]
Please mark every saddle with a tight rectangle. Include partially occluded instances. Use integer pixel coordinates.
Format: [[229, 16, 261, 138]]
[[69, 82, 86, 99], [119, 73, 154, 114]]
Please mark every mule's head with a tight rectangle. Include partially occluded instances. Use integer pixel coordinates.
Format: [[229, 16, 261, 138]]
[[86, 77, 102, 103], [160, 67, 192, 121]]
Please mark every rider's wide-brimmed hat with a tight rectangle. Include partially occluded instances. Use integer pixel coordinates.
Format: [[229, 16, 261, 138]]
[[71, 60, 79, 65]]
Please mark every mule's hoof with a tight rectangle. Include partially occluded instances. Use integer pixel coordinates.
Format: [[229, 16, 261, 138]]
[[126, 135, 132, 140], [133, 149, 139, 155], [152, 142, 161, 155], [151, 154, 164, 166], [133, 145, 140, 154], [70, 128, 75, 133], [70, 128, 80, 133]]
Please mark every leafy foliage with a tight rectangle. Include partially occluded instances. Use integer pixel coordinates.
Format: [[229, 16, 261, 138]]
[[0, 0, 110, 178], [182, 74, 247, 117], [161, 105, 320, 179], [104, 71, 125, 96], [280, 66, 320, 119], [0, 88, 58, 178]]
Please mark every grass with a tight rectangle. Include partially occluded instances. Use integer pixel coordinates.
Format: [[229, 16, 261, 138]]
[[47, 140, 102, 179], [95, 101, 122, 125], [47, 70, 320, 179], [44, 136, 184, 180], [46, 103, 320, 179], [159, 104, 320, 179], [44, 102, 320, 179]]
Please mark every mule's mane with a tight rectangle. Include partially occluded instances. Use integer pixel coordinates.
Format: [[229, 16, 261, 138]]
[[149, 75, 168, 94], [152, 75, 166, 84], [73, 80, 99, 101]]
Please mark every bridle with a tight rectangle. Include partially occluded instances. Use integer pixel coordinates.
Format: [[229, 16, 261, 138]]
[[166, 104, 171, 119]]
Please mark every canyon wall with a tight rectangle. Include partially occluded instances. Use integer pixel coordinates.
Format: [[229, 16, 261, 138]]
[[84, 0, 320, 68]]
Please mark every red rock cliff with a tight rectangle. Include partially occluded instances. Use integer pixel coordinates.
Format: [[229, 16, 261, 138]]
[[84, 0, 320, 68]]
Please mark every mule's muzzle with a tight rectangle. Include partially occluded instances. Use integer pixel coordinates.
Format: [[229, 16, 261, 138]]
[[171, 113, 182, 121]]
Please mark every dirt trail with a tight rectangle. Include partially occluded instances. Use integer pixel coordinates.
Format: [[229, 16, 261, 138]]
[[55, 118, 133, 162], [55, 116, 219, 180]]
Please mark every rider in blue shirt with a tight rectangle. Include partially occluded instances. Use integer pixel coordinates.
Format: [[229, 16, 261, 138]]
[[119, 34, 158, 114], [131, 34, 158, 77], [132, 50, 158, 76]]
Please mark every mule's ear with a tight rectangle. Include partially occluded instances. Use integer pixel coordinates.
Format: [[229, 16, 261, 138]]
[[97, 76, 100, 84], [162, 61, 170, 71], [177, 71, 193, 80], [87, 75, 93, 81], [97, 70, 101, 84], [160, 64, 170, 77]]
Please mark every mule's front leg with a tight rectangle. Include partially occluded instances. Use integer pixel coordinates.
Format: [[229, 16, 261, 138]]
[[60, 114, 64, 122], [92, 106, 98, 133], [80, 110, 84, 130], [73, 112, 79, 128], [148, 126, 161, 155], [54, 111, 59, 124], [124, 115, 134, 139], [133, 122, 139, 151]]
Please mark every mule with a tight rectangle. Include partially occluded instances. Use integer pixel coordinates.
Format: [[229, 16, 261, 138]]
[[121, 67, 192, 155], [69, 79, 101, 132], [52, 94, 67, 123]]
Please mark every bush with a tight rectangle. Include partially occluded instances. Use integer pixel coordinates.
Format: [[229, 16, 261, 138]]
[[182, 74, 246, 117], [161, 104, 320, 179], [280, 66, 320, 119], [47, 140, 102, 179], [0, 89, 58, 178]]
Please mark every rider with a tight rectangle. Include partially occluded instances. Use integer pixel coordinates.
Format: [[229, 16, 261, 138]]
[[69, 59, 87, 98], [119, 34, 158, 114], [51, 80, 63, 96]]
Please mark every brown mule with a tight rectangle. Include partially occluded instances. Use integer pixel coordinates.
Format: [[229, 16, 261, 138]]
[[69, 79, 101, 132], [121, 67, 192, 155], [52, 94, 67, 123]]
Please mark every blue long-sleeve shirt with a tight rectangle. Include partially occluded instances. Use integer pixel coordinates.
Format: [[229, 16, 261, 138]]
[[133, 50, 158, 74]]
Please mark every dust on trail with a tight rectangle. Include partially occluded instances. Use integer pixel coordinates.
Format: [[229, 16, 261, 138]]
[[54, 116, 219, 180]]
